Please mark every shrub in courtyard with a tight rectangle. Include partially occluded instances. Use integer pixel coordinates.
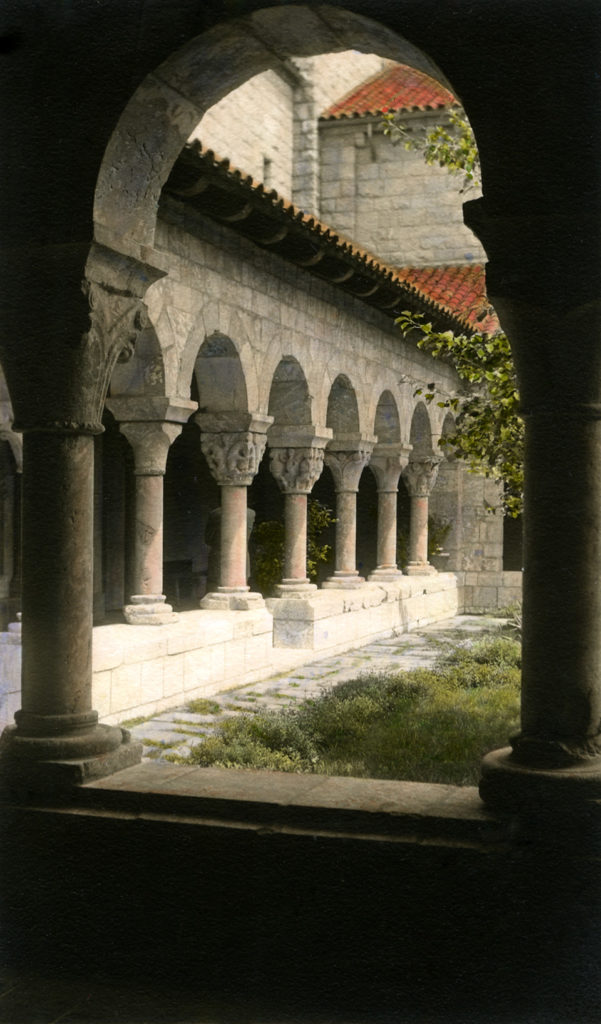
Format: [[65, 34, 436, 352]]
[[170, 634, 521, 785]]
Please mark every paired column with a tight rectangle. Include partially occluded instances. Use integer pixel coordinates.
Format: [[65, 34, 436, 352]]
[[401, 456, 442, 575], [323, 437, 373, 588], [368, 442, 412, 581], [198, 412, 272, 610], [107, 396, 196, 625], [268, 427, 331, 596]]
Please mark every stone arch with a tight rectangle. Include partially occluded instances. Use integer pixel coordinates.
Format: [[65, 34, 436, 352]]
[[326, 374, 360, 438], [440, 410, 457, 460], [92, 6, 455, 257], [268, 357, 312, 427], [108, 299, 168, 398], [194, 333, 249, 414], [409, 401, 433, 456], [373, 390, 401, 444]]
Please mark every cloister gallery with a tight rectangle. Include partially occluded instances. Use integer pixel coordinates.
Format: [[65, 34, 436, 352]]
[[0, 52, 521, 732], [1, 3, 599, 1020]]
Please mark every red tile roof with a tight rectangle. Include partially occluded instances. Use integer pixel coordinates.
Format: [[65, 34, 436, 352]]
[[394, 265, 499, 334], [322, 64, 457, 119]]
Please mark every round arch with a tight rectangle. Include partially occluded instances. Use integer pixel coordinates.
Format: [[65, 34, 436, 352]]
[[326, 374, 360, 438], [268, 356, 312, 427], [373, 390, 401, 444], [93, 5, 456, 256], [409, 401, 434, 456]]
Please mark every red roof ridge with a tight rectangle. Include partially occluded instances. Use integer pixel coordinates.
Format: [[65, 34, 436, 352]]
[[321, 63, 457, 120]]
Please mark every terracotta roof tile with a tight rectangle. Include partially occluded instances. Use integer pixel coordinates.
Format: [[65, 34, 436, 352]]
[[393, 265, 499, 334], [322, 64, 457, 120]]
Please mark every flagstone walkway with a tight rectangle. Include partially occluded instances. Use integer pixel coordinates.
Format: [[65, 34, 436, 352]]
[[122, 614, 506, 762]]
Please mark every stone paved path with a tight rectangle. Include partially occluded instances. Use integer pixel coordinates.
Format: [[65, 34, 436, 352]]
[[122, 614, 506, 762]]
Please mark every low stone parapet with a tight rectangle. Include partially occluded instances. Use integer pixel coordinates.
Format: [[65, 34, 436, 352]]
[[458, 570, 522, 612], [268, 574, 459, 651]]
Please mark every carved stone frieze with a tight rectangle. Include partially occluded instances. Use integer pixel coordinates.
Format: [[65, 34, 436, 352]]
[[201, 430, 268, 486], [402, 456, 442, 498], [269, 446, 325, 494]]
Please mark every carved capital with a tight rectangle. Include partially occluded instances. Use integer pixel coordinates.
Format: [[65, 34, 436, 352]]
[[402, 456, 442, 497], [269, 446, 325, 494], [201, 430, 268, 486], [324, 444, 373, 492], [369, 443, 412, 492], [119, 420, 184, 476]]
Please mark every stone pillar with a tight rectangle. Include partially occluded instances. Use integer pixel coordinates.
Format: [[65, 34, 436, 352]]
[[268, 427, 332, 596], [322, 437, 374, 588], [197, 412, 272, 610], [464, 200, 601, 814], [0, 428, 141, 785], [107, 397, 196, 624], [368, 442, 412, 581], [402, 456, 442, 575]]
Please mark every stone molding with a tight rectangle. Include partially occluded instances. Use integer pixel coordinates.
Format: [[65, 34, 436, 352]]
[[369, 442, 413, 492], [402, 456, 442, 497]]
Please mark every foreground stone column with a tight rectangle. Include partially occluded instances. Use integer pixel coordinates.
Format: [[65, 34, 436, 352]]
[[268, 427, 331, 596], [464, 200, 601, 815], [368, 443, 412, 581], [198, 412, 272, 609], [0, 429, 141, 784], [108, 397, 196, 624], [323, 438, 373, 588], [401, 456, 441, 575]]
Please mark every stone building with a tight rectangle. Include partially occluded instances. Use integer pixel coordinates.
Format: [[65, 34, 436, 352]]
[[1, 3, 600, 1019]]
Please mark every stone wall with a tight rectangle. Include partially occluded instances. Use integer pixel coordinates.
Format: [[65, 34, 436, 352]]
[[189, 69, 296, 196], [319, 114, 486, 265], [188, 52, 389, 209]]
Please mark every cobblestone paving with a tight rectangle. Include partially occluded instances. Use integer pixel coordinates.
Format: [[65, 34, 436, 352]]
[[122, 615, 505, 762]]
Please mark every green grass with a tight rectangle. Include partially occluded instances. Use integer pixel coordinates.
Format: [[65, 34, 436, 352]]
[[173, 634, 521, 785], [185, 698, 222, 715]]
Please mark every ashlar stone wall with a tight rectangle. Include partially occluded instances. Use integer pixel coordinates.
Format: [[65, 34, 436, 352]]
[[319, 113, 487, 266]]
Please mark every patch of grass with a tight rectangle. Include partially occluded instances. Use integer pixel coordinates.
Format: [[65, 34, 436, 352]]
[[141, 738, 178, 749], [176, 635, 521, 785], [185, 698, 222, 715], [172, 727, 208, 737], [223, 702, 252, 712], [289, 682, 301, 688], [121, 714, 155, 728]]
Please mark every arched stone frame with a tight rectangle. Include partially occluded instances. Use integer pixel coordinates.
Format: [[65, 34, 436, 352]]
[[400, 401, 440, 574], [428, 410, 462, 571], [92, 6, 455, 259]]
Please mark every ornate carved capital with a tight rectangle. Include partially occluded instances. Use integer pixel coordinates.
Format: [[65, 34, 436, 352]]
[[201, 430, 268, 486], [402, 456, 442, 498], [369, 443, 412, 492], [324, 444, 373, 492], [269, 446, 325, 494]]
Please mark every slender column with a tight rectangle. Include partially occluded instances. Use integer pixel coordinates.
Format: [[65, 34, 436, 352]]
[[464, 200, 601, 813], [401, 456, 441, 575], [198, 412, 272, 610], [323, 438, 373, 588], [368, 443, 412, 581], [108, 398, 196, 624], [268, 428, 330, 595]]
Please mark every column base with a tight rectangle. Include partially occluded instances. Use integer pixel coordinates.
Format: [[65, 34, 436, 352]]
[[322, 572, 366, 589], [405, 562, 438, 576], [273, 580, 318, 598], [0, 723, 142, 793], [201, 589, 265, 610], [368, 568, 404, 582], [124, 595, 178, 625], [479, 746, 601, 816]]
